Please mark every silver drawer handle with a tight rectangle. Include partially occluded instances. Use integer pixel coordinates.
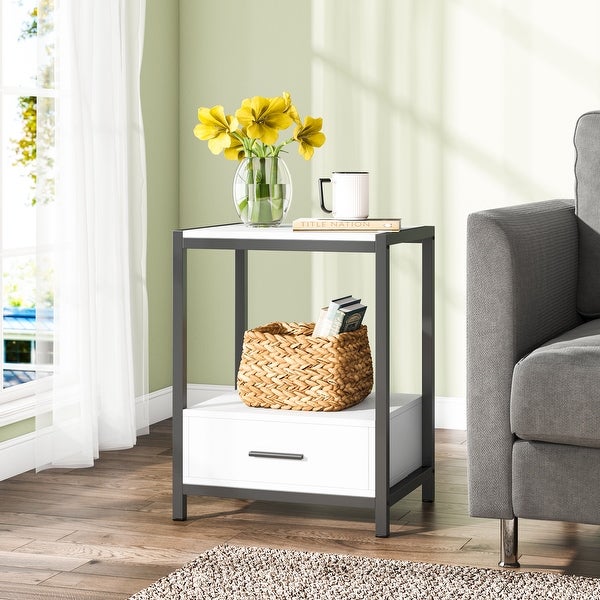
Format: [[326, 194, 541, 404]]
[[248, 451, 304, 460]]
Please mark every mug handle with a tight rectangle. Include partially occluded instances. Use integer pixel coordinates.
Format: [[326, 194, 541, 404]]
[[319, 178, 332, 214]]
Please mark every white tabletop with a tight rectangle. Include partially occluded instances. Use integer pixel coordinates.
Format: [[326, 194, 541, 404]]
[[182, 223, 380, 243]]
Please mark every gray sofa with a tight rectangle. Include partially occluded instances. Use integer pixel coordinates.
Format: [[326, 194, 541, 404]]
[[467, 111, 600, 567]]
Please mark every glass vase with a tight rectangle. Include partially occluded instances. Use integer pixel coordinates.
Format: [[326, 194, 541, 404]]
[[232, 156, 292, 227]]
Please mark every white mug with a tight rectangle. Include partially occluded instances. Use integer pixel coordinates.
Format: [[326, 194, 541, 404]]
[[319, 172, 369, 220]]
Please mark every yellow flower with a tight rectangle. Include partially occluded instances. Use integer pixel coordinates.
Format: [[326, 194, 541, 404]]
[[235, 96, 293, 145], [294, 116, 326, 160], [282, 91, 301, 125], [224, 132, 245, 161], [193, 105, 238, 155], [193, 92, 325, 162]]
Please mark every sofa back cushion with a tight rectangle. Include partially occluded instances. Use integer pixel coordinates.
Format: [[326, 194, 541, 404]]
[[574, 111, 600, 317]]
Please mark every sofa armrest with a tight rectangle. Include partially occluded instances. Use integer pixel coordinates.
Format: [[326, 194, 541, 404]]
[[467, 199, 581, 519]]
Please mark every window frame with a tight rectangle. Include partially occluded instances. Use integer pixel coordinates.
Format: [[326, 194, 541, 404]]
[[0, 0, 55, 409]]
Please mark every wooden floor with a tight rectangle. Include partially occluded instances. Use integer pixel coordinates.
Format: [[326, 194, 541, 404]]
[[0, 423, 599, 600]]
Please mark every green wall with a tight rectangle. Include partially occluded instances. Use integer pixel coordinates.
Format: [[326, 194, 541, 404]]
[[142, 0, 180, 391], [179, 0, 313, 386], [0, 418, 34, 443]]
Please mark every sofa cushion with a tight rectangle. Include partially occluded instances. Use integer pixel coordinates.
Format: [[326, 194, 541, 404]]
[[512, 440, 600, 525], [511, 318, 600, 448], [574, 111, 600, 317]]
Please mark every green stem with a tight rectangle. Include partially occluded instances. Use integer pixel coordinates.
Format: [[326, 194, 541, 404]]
[[270, 155, 279, 187], [250, 157, 273, 225], [237, 156, 254, 222], [246, 156, 255, 185], [258, 157, 267, 184], [270, 157, 284, 221]]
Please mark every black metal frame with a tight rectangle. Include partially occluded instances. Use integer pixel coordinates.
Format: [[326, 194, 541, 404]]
[[172, 224, 435, 537]]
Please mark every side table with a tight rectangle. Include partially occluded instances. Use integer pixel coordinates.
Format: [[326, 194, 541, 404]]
[[172, 223, 435, 537]]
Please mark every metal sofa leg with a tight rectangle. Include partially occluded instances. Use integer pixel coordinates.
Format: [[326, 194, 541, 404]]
[[499, 518, 520, 567]]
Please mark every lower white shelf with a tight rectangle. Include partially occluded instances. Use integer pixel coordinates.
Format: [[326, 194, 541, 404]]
[[183, 391, 422, 498]]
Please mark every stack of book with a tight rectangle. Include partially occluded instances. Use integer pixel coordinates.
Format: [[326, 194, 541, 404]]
[[312, 295, 367, 337]]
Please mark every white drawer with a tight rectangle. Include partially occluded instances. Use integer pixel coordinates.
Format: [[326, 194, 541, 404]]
[[183, 392, 421, 497]]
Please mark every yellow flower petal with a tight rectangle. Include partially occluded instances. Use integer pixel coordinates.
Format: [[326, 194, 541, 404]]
[[264, 109, 293, 130], [281, 92, 301, 124], [208, 131, 232, 155], [237, 100, 259, 124], [288, 104, 301, 125], [194, 123, 222, 141], [197, 105, 226, 128], [297, 142, 315, 160], [224, 135, 245, 160], [247, 122, 275, 144]]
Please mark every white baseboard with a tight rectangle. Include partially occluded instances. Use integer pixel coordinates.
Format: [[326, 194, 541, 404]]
[[0, 385, 466, 481], [142, 384, 234, 427], [0, 431, 36, 481], [435, 396, 466, 430]]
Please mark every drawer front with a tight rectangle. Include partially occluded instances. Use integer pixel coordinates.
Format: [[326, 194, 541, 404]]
[[184, 415, 372, 496]]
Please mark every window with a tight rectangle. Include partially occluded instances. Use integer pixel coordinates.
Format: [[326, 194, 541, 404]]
[[0, 0, 55, 395]]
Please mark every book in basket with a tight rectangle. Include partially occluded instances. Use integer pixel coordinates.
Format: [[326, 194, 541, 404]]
[[313, 295, 360, 336], [313, 295, 367, 337]]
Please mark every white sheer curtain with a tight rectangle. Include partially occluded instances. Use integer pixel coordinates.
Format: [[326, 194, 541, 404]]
[[35, 0, 149, 469]]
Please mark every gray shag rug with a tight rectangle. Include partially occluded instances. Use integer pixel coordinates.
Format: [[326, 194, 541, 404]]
[[129, 544, 600, 599]]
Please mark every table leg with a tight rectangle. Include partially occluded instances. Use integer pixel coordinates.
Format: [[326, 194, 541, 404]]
[[421, 237, 435, 502], [234, 249, 248, 384], [172, 231, 187, 520], [375, 235, 390, 537]]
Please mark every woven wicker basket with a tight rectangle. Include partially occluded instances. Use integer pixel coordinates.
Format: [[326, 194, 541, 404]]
[[237, 321, 373, 411]]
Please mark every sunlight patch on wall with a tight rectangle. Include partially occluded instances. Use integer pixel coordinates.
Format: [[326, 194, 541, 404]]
[[309, 0, 600, 398]]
